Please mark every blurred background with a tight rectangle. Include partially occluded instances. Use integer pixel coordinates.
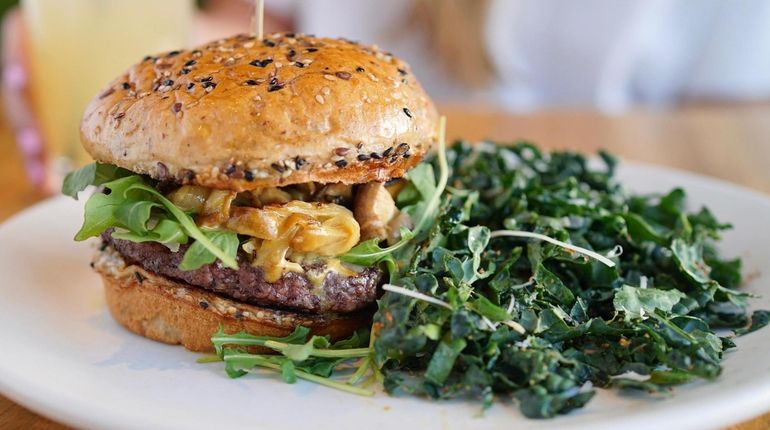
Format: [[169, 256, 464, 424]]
[[1, 0, 770, 208]]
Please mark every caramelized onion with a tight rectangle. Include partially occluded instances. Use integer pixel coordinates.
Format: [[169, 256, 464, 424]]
[[167, 185, 211, 213], [197, 189, 237, 227]]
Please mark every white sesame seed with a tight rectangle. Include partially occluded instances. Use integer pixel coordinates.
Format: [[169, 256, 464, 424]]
[[368, 73, 379, 82], [331, 155, 344, 162], [243, 41, 255, 48], [315, 95, 325, 104], [275, 62, 283, 68], [321, 86, 331, 95], [323, 74, 336, 81]]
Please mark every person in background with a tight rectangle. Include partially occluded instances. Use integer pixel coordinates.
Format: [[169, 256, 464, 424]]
[[5, 0, 770, 189]]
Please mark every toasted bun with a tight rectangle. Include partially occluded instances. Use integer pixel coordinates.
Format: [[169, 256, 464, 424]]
[[94, 246, 371, 352], [81, 33, 439, 191]]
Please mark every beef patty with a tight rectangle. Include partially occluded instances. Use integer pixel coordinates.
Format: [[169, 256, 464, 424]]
[[101, 231, 381, 314]]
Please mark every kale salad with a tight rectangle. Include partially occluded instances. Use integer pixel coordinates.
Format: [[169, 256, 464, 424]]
[[202, 138, 768, 418]]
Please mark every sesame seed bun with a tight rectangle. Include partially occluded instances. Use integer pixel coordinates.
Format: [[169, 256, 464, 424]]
[[80, 33, 439, 190], [94, 245, 371, 352]]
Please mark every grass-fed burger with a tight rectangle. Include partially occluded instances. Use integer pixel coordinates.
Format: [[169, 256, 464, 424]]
[[63, 33, 438, 352]]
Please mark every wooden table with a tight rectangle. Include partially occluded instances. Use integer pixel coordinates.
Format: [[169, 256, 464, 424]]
[[0, 104, 768, 429]]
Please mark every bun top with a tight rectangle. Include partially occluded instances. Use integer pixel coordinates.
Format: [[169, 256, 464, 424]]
[[80, 33, 439, 190]]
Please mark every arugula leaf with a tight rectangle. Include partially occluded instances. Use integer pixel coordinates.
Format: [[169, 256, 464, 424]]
[[62, 162, 132, 199], [340, 228, 414, 275], [72, 171, 239, 270], [111, 218, 189, 245], [180, 230, 239, 270], [74, 176, 146, 240]]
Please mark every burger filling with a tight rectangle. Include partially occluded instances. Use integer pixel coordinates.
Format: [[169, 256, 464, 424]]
[[63, 162, 417, 314], [165, 181, 407, 283]]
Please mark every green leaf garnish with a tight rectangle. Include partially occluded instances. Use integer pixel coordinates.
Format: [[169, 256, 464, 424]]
[[71, 170, 238, 269], [62, 162, 132, 199]]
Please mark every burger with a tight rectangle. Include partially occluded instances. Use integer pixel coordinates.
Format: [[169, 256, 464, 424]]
[[65, 33, 438, 352]]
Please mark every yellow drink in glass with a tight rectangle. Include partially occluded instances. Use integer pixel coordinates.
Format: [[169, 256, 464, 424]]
[[21, 0, 194, 170]]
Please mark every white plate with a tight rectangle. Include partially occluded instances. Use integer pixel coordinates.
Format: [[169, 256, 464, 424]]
[[1, 162, 769, 430]]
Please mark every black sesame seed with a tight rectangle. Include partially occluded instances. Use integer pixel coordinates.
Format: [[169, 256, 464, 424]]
[[285, 32, 296, 38], [201, 76, 213, 82], [89, 261, 95, 269], [271, 162, 285, 173], [162, 79, 174, 87], [172, 102, 182, 113], [294, 61, 305, 68], [403, 107, 412, 118], [263, 39, 276, 47], [180, 169, 195, 182], [121, 82, 130, 90], [383, 147, 394, 157], [134, 272, 145, 283], [143, 55, 153, 62], [235, 310, 244, 319], [184, 59, 197, 67], [287, 49, 296, 59], [389, 156, 398, 164], [397, 67, 407, 76], [370, 152, 382, 160], [335, 159, 348, 168], [294, 157, 307, 169], [180, 68, 191, 75], [202, 81, 216, 89], [192, 49, 202, 56], [224, 164, 237, 175], [335, 71, 351, 80], [244, 79, 259, 86], [268, 78, 284, 92], [244, 170, 255, 181], [198, 301, 209, 310], [397, 142, 410, 153], [403, 152, 412, 159], [187, 82, 195, 90], [356, 66, 365, 72], [357, 154, 371, 161], [99, 240, 109, 251], [167, 50, 180, 57], [306, 48, 318, 53], [249, 58, 273, 68]]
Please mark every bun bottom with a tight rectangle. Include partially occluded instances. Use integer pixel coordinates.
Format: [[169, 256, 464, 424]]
[[94, 246, 373, 352]]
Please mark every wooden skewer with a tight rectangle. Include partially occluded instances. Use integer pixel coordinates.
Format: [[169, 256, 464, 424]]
[[254, 0, 264, 39]]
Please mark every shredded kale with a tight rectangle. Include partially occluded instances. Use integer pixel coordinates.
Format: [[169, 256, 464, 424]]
[[370, 141, 765, 417]]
